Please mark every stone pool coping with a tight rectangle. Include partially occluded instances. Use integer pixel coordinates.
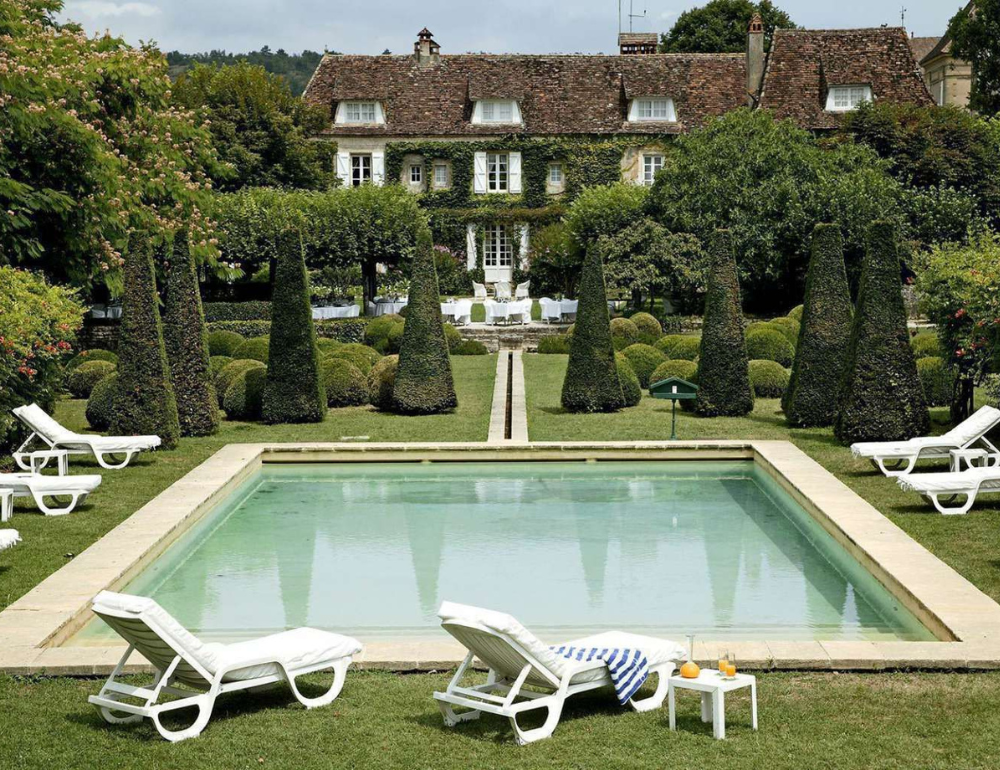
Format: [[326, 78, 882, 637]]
[[2, 440, 1000, 675]]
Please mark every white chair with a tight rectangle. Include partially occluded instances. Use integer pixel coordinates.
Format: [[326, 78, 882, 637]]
[[509, 299, 532, 325], [539, 298, 562, 324], [452, 299, 473, 326], [898, 465, 1000, 515], [494, 282, 512, 301], [13, 403, 161, 471], [850, 406, 1000, 477], [473, 282, 488, 301], [515, 281, 531, 300], [484, 300, 508, 326], [1, 471, 101, 517], [559, 299, 578, 322], [432, 602, 684, 745], [88, 591, 362, 742]]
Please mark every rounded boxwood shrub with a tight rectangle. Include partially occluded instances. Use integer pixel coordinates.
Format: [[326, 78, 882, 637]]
[[338, 343, 382, 368], [610, 317, 639, 350], [443, 323, 462, 352], [68, 360, 116, 399], [66, 349, 117, 371], [629, 312, 663, 345], [453, 339, 488, 355], [233, 336, 269, 363], [537, 334, 571, 354], [365, 313, 405, 353], [368, 355, 399, 411], [650, 359, 698, 386], [316, 337, 343, 356], [745, 321, 773, 337], [788, 304, 804, 321], [749, 360, 790, 398], [621, 344, 667, 388], [224, 366, 269, 420], [85, 372, 118, 430], [911, 332, 942, 359], [658, 335, 701, 361], [766, 317, 800, 346], [215, 359, 265, 408], [209, 356, 233, 378], [655, 334, 686, 357], [329, 348, 376, 376], [617, 357, 642, 407], [207, 330, 245, 358], [917, 356, 955, 407], [745, 328, 795, 367], [322, 358, 368, 408]]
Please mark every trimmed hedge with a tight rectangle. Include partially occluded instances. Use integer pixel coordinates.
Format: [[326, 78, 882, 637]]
[[163, 230, 220, 437], [85, 372, 118, 430], [224, 366, 269, 420], [629, 312, 663, 345], [650, 359, 698, 386], [322, 358, 368, 407], [911, 332, 942, 359], [444, 323, 462, 352], [610, 317, 639, 350], [917, 356, 955, 407], [329, 348, 376, 376], [749, 360, 790, 398], [788, 304, 804, 321], [209, 356, 233, 377], [561, 246, 625, 412], [537, 334, 572, 354], [694, 230, 753, 417], [215, 359, 265, 408], [316, 337, 343, 356], [745, 328, 795, 367], [621, 344, 667, 388], [767, 317, 800, 346], [835, 222, 929, 444], [338, 343, 382, 369], [233, 336, 270, 363], [68, 360, 115, 399], [617, 357, 642, 407], [66, 349, 117, 371], [111, 233, 180, 449], [365, 314, 405, 354], [656, 335, 700, 361], [203, 301, 271, 322], [262, 227, 326, 424], [207, 318, 367, 344], [368, 355, 399, 411], [392, 227, 457, 415], [785, 224, 855, 427], [453, 339, 489, 355], [207, 330, 245, 357]]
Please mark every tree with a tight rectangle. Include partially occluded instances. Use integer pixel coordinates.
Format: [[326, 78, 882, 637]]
[[163, 230, 220, 436], [947, 0, 1000, 115], [784, 224, 854, 427], [835, 222, 929, 445], [565, 183, 649, 250], [561, 246, 626, 413], [111, 233, 181, 449], [391, 227, 457, 414], [173, 62, 336, 192], [261, 227, 326, 423], [526, 223, 583, 298], [166, 48, 328, 96], [694, 230, 754, 417], [660, 0, 796, 54]]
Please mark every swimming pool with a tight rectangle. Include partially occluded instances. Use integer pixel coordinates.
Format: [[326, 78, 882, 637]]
[[74, 460, 933, 644]]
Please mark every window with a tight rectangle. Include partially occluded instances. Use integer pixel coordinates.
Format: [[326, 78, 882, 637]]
[[934, 79, 946, 106], [642, 154, 664, 186], [630, 97, 677, 122], [548, 163, 563, 184], [409, 164, 422, 184], [487, 152, 508, 193], [433, 162, 449, 189], [482, 225, 513, 268], [826, 85, 873, 112], [342, 101, 378, 123], [351, 154, 372, 187], [474, 99, 519, 124]]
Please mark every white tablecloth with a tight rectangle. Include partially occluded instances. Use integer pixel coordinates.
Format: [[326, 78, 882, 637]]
[[441, 300, 473, 325], [312, 305, 360, 320], [485, 299, 532, 325], [368, 299, 408, 317], [539, 298, 577, 322]]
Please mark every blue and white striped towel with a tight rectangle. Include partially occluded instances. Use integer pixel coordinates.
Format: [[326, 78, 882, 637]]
[[550, 645, 649, 705]]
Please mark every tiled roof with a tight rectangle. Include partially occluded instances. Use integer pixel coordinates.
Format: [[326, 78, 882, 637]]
[[304, 53, 748, 136], [758, 27, 934, 130], [908, 36, 941, 65]]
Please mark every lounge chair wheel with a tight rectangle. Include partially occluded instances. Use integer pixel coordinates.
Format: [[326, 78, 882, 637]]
[[150, 696, 215, 743]]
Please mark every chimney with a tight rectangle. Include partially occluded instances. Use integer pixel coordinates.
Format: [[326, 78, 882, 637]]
[[414, 28, 440, 65], [618, 32, 659, 55], [746, 14, 765, 106]]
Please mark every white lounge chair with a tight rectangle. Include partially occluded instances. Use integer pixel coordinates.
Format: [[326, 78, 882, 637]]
[[515, 281, 531, 300], [850, 406, 1000, 477], [0, 529, 20, 550], [13, 403, 161, 470], [0, 471, 101, 517], [472, 282, 488, 301], [432, 602, 685, 745], [88, 591, 362, 742], [897, 465, 1000, 515]]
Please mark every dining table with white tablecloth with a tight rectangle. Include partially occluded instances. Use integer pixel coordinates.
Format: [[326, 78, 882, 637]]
[[440, 299, 473, 325], [312, 304, 360, 320], [484, 298, 532, 325], [367, 298, 409, 317]]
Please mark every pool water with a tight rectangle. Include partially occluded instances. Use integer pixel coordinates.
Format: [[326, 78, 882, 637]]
[[75, 461, 933, 644]]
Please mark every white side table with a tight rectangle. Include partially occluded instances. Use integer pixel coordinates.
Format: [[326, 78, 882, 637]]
[[1, 489, 13, 523], [949, 448, 999, 472], [15, 449, 69, 476], [667, 669, 757, 740]]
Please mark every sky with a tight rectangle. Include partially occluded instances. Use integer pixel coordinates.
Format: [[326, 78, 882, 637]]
[[58, 1, 964, 55]]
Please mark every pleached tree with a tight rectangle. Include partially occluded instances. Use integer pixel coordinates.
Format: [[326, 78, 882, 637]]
[[163, 230, 220, 436], [392, 226, 457, 414], [111, 232, 180, 448], [694, 229, 754, 417], [784, 224, 853, 427]]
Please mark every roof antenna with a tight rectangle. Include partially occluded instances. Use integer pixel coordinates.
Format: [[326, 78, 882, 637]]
[[627, 0, 647, 32], [900, 5, 907, 27]]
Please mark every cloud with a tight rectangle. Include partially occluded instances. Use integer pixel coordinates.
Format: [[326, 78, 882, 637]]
[[67, 2, 162, 17]]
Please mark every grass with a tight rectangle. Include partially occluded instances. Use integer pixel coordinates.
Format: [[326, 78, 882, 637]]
[[524, 353, 1000, 605], [0, 354, 496, 613]]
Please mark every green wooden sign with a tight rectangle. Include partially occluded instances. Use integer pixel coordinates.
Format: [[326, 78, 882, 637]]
[[648, 376, 699, 440]]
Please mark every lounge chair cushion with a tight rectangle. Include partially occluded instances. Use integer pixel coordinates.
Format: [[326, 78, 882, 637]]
[[897, 467, 1000, 494], [216, 628, 363, 681], [943, 406, 1000, 446], [561, 631, 686, 670], [1, 473, 102, 493], [15, 404, 76, 443]]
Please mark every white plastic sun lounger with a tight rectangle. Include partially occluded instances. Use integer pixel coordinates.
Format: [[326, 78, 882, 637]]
[[432, 602, 685, 745], [13, 403, 161, 470], [0, 472, 101, 517], [897, 466, 1000, 515], [851, 406, 1000, 477], [88, 592, 362, 742]]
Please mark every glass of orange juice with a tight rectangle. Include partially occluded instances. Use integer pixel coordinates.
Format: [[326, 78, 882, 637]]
[[717, 654, 728, 676], [726, 663, 737, 678]]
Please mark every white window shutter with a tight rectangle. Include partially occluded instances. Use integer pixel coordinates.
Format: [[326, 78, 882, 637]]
[[509, 152, 522, 194], [371, 151, 385, 186], [466, 224, 478, 269], [473, 152, 487, 194], [518, 223, 530, 269], [336, 151, 350, 184]]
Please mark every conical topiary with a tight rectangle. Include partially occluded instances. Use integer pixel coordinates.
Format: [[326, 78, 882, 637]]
[[163, 230, 220, 436], [784, 224, 854, 427], [694, 230, 754, 417], [561, 245, 626, 412], [391, 226, 457, 414], [261, 226, 326, 423], [111, 232, 180, 448], [834, 221, 930, 445]]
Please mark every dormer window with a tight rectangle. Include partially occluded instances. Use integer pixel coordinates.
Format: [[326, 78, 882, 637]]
[[335, 101, 385, 124], [826, 85, 872, 112], [628, 97, 677, 123], [472, 99, 522, 125]]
